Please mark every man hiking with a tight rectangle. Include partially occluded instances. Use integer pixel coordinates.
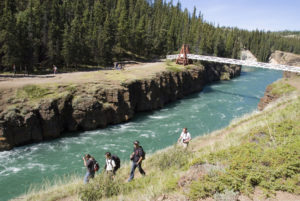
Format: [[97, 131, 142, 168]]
[[128, 140, 146, 182], [82, 154, 95, 184], [177, 127, 192, 148], [53, 64, 57, 74]]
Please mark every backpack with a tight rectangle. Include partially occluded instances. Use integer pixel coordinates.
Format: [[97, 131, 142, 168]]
[[111, 155, 121, 170], [140, 146, 146, 160], [94, 160, 99, 172]]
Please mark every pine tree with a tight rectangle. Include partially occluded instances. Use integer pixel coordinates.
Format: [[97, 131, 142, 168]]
[[0, 0, 18, 67], [48, 0, 64, 65], [98, 14, 115, 65], [115, 0, 129, 53]]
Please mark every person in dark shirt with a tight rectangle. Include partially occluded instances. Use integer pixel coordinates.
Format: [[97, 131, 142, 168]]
[[128, 140, 145, 182], [82, 154, 95, 184]]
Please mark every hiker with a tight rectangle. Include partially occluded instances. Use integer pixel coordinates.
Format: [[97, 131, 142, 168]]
[[128, 140, 146, 182], [53, 65, 57, 74], [104, 152, 116, 175], [104, 152, 120, 175], [12, 64, 16, 76], [177, 127, 192, 148], [82, 154, 95, 184], [25, 66, 28, 76]]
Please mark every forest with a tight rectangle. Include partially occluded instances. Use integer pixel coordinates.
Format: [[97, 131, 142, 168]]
[[1, 0, 300, 71]]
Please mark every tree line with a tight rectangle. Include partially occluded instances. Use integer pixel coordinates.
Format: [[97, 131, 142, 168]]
[[1, 0, 300, 71]]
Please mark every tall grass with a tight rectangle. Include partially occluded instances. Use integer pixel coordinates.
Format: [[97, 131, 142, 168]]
[[24, 174, 81, 201]]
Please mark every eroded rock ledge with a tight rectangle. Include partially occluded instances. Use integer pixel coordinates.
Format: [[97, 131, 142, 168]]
[[0, 63, 241, 151]]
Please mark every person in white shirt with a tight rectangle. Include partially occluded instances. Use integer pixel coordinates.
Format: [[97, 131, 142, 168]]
[[104, 152, 116, 175], [177, 127, 191, 148]]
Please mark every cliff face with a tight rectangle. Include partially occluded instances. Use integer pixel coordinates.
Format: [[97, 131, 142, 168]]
[[0, 63, 241, 151], [269, 50, 300, 78], [240, 50, 257, 62]]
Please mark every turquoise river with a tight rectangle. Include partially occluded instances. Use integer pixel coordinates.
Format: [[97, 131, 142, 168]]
[[0, 67, 282, 201]]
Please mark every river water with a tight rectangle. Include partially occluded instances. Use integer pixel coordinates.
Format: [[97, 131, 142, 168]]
[[0, 67, 282, 201]]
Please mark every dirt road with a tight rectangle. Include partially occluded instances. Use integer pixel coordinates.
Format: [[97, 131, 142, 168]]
[[0, 61, 165, 90]]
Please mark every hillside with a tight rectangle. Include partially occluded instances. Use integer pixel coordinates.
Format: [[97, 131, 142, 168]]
[[16, 83, 300, 201]]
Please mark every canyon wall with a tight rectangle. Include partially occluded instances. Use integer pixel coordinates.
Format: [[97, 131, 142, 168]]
[[0, 63, 241, 151]]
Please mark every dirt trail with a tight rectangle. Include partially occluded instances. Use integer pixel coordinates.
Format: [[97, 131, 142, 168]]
[[0, 61, 165, 90], [286, 77, 300, 91]]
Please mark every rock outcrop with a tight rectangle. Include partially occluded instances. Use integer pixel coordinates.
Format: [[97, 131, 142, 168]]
[[269, 50, 300, 78], [240, 50, 257, 62], [258, 51, 300, 110], [0, 63, 241, 151], [257, 85, 279, 111]]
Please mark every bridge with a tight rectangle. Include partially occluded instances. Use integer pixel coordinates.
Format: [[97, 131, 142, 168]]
[[166, 54, 300, 73]]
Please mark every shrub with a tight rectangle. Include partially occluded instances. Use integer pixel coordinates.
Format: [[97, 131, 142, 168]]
[[149, 146, 192, 171], [79, 173, 121, 201], [213, 189, 239, 201]]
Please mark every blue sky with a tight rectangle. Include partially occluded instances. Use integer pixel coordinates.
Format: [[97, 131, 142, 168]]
[[169, 0, 300, 31]]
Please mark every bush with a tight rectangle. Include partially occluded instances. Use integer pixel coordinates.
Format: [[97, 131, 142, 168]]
[[79, 173, 121, 201], [149, 146, 192, 171], [213, 189, 239, 201]]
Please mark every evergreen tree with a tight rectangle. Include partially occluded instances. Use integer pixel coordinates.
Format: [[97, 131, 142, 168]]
[[115, 0, 129, 53], [0, 0, 18, 67]]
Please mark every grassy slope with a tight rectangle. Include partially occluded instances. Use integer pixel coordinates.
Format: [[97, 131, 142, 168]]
[[268, 79, 297, 96], [18, 87, 300, 201]]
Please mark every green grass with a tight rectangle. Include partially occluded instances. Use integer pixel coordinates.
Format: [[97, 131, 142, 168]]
[[16, 85, 52, 100], [165, 61, 185, 72], [25, 175, 82, 201], [15, 84, 79, 104], [269, 80, 296, 96]]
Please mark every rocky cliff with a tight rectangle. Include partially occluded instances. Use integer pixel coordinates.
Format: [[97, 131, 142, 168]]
[[258, 51, 300, 110], [269, 50, 300, 78], [0, 63, 241, 151], [240, 50, 257, 62], [257, 85, 279, 111]]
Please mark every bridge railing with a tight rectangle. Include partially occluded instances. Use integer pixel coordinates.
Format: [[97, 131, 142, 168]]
[[166, 54, 300, 73]]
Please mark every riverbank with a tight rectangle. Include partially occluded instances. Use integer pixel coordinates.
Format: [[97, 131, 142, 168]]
[[258, 51, 300, 110], [16, 87, 300, 201], [0, 61, 241, 151]]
